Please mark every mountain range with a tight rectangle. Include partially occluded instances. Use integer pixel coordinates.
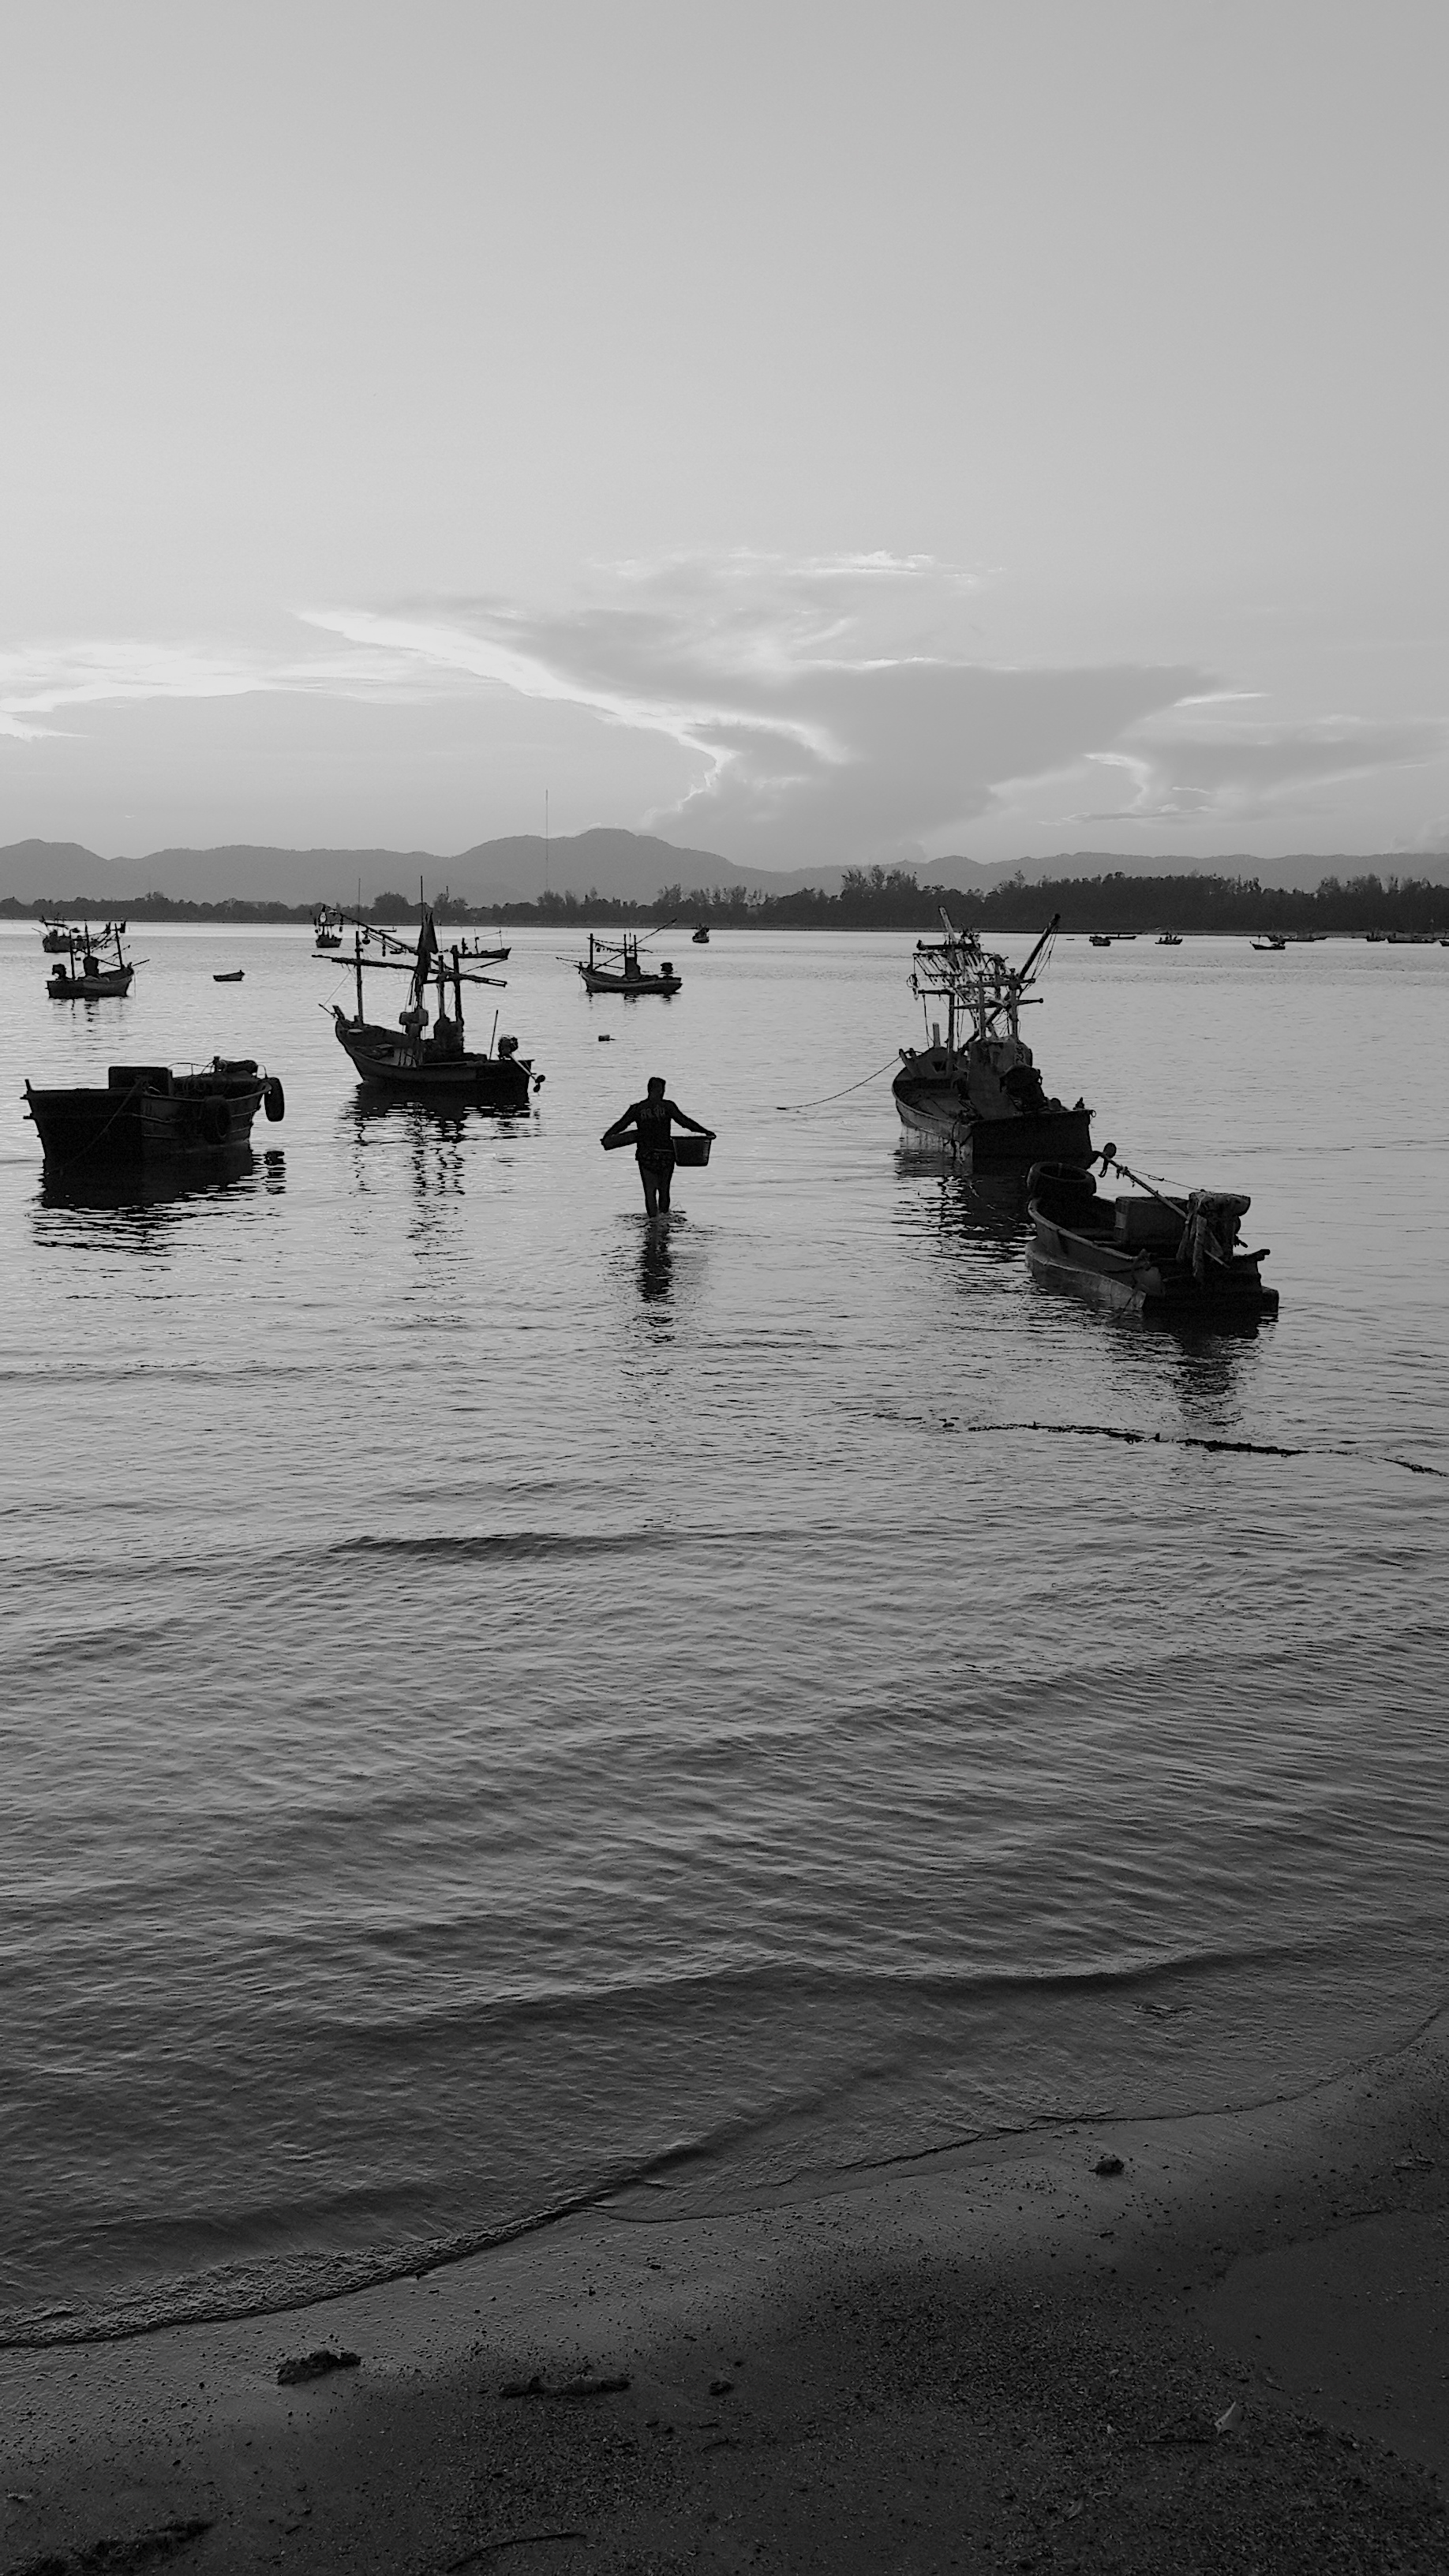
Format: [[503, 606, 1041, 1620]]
[[0, 828, 1428, 908]]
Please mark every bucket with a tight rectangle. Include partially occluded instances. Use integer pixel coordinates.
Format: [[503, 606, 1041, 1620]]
[[672, 1133, 713, 1166], [601, 1129, 638, 1151]]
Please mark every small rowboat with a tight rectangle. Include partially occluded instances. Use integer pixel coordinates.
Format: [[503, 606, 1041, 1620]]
[[1027, 1158, 1278, 1320], [214, 969, 245, 982]]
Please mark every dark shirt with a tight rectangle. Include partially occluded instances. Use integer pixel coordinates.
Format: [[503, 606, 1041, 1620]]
[[627, 1096, 681, 1159]]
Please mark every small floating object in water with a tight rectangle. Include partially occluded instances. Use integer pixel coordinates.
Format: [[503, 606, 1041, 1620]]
[[597, 1032, 612, 1041], [213, 969, 245, 982]]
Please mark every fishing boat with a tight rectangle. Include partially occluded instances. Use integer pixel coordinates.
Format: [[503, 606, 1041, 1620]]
[[1089, 932, 1112, 948], [24, 1059, 283, 1173], [577, 932, 681, 995], [691, 924, 710, 944], [39, 915, 107, 953], [214, 969, 245, 983], [313, 905, 343, 949], [1157, 932, 1183, 947], [1252, 933, 1288, 953], [892, 915, 1092, 1170], [1027, 1155, 1278, 1319], [46, 924, 137, 998], [326, 905, 538, 1107]]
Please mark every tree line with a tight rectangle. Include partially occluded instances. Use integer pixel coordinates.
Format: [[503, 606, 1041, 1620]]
[[4, 864, 1447, 934]]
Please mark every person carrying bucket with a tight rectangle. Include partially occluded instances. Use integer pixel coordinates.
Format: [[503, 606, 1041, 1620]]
[[601, 1076, 713, 1218]]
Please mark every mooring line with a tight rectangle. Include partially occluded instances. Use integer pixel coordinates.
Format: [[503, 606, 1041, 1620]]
[[776, 1054, 901, 1113]]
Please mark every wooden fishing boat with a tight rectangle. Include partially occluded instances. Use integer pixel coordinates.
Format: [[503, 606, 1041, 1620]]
[[1089, 933, 1113, 948], [214, 969, 245, 983], [24, 1059, 283, 1172], [577, 933, 681, 995], [313, 905, 343, 949], [1252, 933, 1288, 953], [1027, 1156, 1278, 1318], [46, 924, 137, 998], [691, 924, 710, 943], [893, 914, 1092, 1170], [1157, 932, 1183, 946], [326, 905, 538, 1107]]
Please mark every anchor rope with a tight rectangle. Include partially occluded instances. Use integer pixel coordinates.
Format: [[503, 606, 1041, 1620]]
[[775, 1054, 901, 1112]]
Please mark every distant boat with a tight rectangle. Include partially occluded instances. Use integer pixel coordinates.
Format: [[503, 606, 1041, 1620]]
[[328, 905, 539, 1107], [1157, 932, 1183, 947], [25, 1058, 284, 1173], [1252, 933, 1288, 953], [214, 968, 245, 983], [691, 924, 710, 943], [1089, 933, 1113, 948], [1028, 1157, 1278, 1320], [46, 924, 137, 998], [313, 905, 343, 949], [892, 913, 1092, 1170], [577, 933, 681, 995]]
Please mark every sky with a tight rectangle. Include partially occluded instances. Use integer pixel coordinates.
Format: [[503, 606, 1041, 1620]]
[[2, 0, 1446, 872]]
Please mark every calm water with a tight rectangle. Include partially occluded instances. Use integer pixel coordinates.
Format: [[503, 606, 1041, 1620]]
[[3, 924, 1447, 2343]]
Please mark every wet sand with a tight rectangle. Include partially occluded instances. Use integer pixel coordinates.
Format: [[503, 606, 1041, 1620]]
[[5, 2018, 1449, 2574]]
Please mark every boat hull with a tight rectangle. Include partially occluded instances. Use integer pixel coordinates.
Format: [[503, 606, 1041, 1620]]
[[25, 1065, 271, 1168], [1028, 1208, 1279, 1318], [47, 968, 134, 998], [893, 1077, 1092, 1170], [578, 968, 681, 995], [333, 1017, 532, 1108]]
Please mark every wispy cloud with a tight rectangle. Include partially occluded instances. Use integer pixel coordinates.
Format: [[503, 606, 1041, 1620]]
[[1076, 714, 1448, 824], [302, 554, 1210, 861], [10, 561, 1439, 864], [0, 636, 434, 742]]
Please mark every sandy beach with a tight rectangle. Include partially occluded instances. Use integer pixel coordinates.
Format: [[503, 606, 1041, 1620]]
[[6, 2016, 1449, 2575]]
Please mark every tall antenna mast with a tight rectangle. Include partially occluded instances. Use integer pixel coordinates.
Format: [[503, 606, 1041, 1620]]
[[544, 787, 549, 897]]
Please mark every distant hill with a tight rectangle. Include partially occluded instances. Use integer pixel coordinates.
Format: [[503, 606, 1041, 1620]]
[[924, 848, 1391, 897], [0, 828, 850, 908], [0, 829, 1434, 909]]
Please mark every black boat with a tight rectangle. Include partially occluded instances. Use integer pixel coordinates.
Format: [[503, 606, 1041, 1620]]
[[893, 914, 1092, 1171], [1026, 1156, 1278, 1319], [577, 933, 681, 994], [24, 1060, 284, 1172], [327, 906, 538, 1107]]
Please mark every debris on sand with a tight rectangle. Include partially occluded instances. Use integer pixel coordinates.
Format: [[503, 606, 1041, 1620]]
[[276, 2346, 361, 2386], [499, 2372, 631, 2401], [13, 2514, 212, 2574], [1093, 2154, 1125, 2177]]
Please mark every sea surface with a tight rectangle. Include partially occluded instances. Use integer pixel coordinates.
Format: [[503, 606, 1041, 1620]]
[[3, 923, 1447, 2345]]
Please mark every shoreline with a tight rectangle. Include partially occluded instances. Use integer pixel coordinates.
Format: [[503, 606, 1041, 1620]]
[[6, 2016, 1448, 2572]]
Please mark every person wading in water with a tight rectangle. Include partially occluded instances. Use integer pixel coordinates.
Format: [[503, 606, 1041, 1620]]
[[602, 1076, 713, 1219]]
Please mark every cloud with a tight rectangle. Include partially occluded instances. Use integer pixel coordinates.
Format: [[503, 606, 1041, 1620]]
[[0, 635, 438, 742], [302, 555, 1210, 862], [1075, 713, 1449, 825]]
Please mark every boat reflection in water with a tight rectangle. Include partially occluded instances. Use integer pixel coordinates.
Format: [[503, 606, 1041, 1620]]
[[32, 1147, 285, 1235]]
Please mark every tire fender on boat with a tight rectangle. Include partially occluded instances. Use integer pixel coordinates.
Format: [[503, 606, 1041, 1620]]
[[264, 1077, 286, 1122]]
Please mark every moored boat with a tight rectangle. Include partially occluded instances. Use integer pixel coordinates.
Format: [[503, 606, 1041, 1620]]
[[691, 924, 710, 943], [892, 914, 1092, 1170], [1027, 1155, 1278, 1319], [578, 932, 681, 995], [46, 924, 137, 998], [24, 1060, 283, 1171], [1252, 933, 1288, 953], [313, 905, 343, 949], [1157, 931, 1183, 946], [328, 905, 539, 1107]]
